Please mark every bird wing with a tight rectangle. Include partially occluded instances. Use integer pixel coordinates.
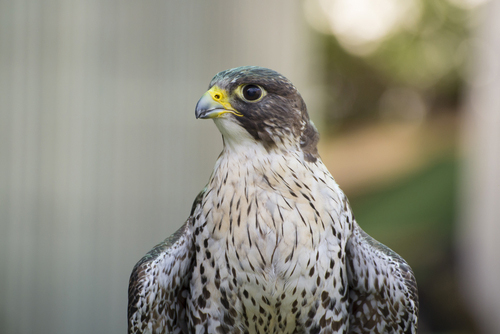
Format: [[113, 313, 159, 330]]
[[346, 221, 419, 334], [128, 190, 204, 334]]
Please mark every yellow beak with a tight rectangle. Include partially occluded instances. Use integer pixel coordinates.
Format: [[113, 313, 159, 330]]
[[195, 87, 242, 119]]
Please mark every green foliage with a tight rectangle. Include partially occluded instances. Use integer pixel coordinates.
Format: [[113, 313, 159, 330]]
[[319, 0, 474, 128], [350, 155, 457, 239], [349, 156, 478, 333], [370, 0, 470, 89]]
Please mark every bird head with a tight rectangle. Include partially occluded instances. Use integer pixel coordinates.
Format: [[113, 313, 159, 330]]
[[195, 66, 319, 162]]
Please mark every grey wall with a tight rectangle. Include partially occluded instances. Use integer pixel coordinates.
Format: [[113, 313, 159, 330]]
[[0, 1, 312, 333]]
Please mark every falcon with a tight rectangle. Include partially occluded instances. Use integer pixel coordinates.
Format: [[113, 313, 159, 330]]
[[128, 66, 418, 334]]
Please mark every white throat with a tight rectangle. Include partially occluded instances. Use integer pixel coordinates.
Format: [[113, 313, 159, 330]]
[[213, 117, 301, 156]]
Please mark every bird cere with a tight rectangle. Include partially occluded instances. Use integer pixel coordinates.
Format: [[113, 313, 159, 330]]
[[128, 66, 418, 334]]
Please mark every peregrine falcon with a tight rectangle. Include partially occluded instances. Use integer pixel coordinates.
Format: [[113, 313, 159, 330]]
[[128, 66, 418, 334]]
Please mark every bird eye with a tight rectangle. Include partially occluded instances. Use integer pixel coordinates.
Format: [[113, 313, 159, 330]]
[[242, 85, 263, 101]]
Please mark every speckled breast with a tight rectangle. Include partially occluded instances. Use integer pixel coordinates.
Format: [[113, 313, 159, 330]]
[[187, 155, 352, 333]]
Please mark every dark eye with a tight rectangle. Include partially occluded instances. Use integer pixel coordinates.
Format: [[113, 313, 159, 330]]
[[242, 85, 262, 101]]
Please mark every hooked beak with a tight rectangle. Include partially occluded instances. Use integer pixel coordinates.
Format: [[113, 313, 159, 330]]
[[195, 87, 242, 119]]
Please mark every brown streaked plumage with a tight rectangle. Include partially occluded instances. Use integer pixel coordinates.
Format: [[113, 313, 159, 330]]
[[128, 66, 418, 334]]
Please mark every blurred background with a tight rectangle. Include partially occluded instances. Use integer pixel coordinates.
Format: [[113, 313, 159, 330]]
[[1, 0, 499, 333]]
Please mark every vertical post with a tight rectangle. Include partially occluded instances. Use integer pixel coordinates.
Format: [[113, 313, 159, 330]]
[[459, 1, 500, 333]]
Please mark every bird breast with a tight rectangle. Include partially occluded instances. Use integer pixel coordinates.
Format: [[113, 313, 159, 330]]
[[198, 148, 347, 290]]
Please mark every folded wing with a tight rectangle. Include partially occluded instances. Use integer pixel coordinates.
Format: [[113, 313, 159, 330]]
[[346, 222, 418, 334], [128, 222, 193, 334], [128, 191, 204, 334]]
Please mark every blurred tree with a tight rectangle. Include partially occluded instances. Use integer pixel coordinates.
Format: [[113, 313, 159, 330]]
[[305, 1, 490, 333], [306, 0, 481, 130]]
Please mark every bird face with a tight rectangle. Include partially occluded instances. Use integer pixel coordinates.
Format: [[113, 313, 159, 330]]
[[194, 84, 266, 120], [195, 66, 319, 161]]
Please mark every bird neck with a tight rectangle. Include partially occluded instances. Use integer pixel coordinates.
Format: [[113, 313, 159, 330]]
[[213, 118, 301, 155], [208, 144, 311, 195]]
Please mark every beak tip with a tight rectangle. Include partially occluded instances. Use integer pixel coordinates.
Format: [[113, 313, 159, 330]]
[[195, 92, 215, 120], [195, 111, 204, 119]]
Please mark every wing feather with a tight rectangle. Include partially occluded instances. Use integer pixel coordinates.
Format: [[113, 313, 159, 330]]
[[128, 190, 205, 334], [346, 222, 418, 334]]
